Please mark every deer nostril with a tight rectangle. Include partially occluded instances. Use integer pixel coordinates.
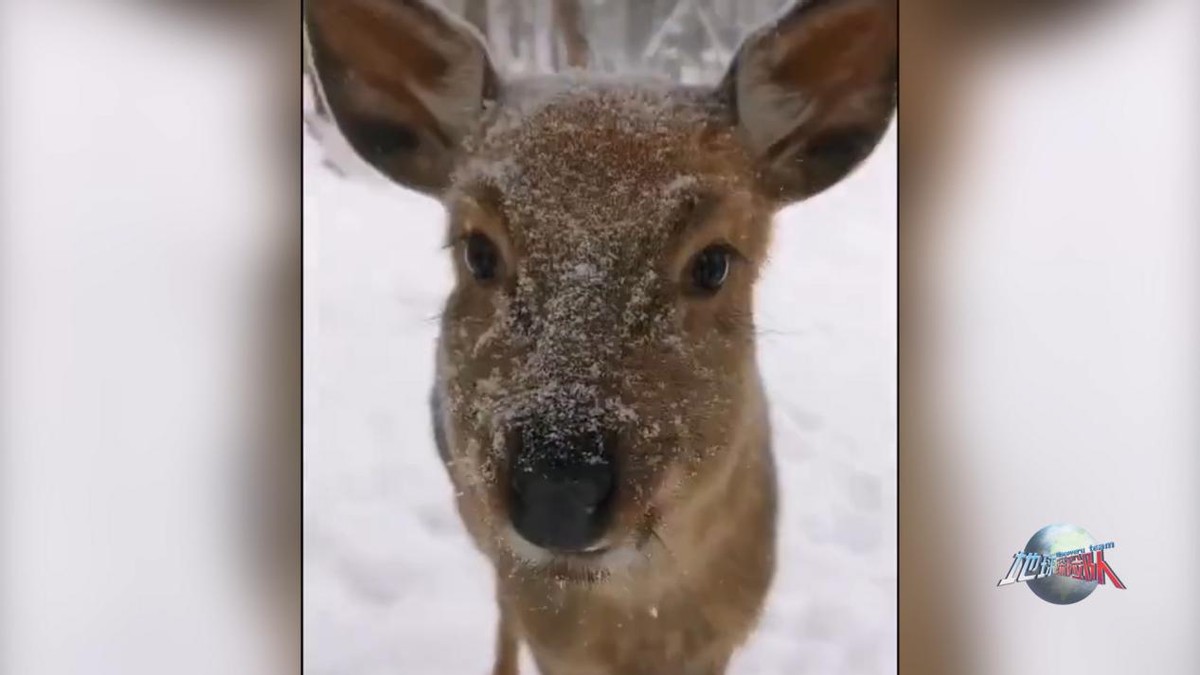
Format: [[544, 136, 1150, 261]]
[[508, 427, 617, 553]]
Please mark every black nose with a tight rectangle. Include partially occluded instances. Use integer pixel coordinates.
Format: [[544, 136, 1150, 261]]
[[508, 426, 617, 552]]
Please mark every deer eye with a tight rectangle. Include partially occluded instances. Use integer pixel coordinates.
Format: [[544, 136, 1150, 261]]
[[688, 245, 733, 295], [463, 232, 501, 282]]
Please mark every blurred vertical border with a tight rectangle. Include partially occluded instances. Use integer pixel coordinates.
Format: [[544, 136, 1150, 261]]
[[2, 0, 300, 673], [899, 0, 1199, 672]]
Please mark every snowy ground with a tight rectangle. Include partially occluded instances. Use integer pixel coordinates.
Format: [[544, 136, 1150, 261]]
[[303, 105, 897, 673]]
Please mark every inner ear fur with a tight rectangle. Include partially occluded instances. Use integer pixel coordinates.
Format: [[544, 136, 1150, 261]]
[[718, 0, 897, 204], [305, 0, 500, 195]]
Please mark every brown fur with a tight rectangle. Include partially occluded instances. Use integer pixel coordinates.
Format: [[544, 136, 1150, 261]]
[[431, 83, 779, 674]]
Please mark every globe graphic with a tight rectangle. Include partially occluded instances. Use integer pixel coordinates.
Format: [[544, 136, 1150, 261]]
[[1025, 523, 1098, 605]]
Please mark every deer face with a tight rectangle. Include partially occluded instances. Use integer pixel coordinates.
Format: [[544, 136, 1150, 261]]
[[439, 83, 774, 564], [307, 0, 896, 578]]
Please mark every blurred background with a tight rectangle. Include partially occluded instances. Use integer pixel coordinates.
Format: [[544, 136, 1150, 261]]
[[1, 1, 1197, 675], [1, 0, 298, 673], [437, 0, 784, 79]]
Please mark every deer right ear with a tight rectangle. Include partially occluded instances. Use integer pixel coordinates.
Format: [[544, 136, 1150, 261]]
[[718, 0, 897, 204], [305, 0, 499, 195]]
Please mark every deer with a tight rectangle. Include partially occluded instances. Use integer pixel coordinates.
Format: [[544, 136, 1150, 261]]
[[305, 0, 896, 672]]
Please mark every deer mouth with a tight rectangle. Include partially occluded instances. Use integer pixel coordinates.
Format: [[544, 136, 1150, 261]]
[[502, 524, 652, 583]]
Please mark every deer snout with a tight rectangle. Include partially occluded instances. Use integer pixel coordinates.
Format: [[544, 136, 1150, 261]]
[[508, 427, 617, 553]]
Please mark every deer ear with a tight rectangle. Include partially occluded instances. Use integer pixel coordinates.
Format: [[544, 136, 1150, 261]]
[[305, 0, 499, 195], [719, 0, 897, 204]]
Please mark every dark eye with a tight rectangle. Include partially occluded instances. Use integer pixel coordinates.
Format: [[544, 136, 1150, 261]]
[[689, 245, 732, 294], [463, 232, 500, 282]]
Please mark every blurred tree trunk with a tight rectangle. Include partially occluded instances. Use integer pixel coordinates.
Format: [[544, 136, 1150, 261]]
[[532, 0, 555, 72], [552, 0, 590, 68], [511, 0, 531, 73]]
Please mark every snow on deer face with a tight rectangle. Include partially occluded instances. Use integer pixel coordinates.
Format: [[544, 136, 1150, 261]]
[[306, 0, 895, 574], [436, 81, 775, 565]]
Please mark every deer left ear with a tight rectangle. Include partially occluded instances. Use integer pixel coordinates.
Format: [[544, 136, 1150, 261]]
[[718, 0, 897, 204]]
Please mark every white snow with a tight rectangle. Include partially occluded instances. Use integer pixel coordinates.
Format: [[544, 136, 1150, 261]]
[[303, 90, 897, 675]]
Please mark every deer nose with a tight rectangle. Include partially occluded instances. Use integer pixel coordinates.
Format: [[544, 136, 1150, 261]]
[[508, 427, 617, 553]]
